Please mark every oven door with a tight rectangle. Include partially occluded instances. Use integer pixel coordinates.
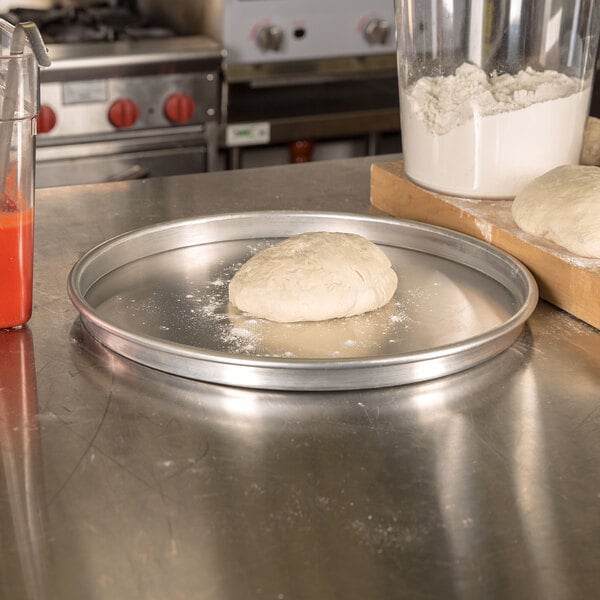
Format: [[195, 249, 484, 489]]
[[35, 128, 214, 188]]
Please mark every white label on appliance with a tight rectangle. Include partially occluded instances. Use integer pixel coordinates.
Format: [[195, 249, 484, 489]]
[[226, 122, 271, 146], [62, 80, 108, 104]]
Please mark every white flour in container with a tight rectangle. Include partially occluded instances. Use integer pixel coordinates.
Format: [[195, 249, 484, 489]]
[[400, 63, 592, 198]]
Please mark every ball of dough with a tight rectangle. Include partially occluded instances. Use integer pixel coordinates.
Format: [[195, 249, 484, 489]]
[[228, 231, 398, 322], [512, 165, 600, 258], [580, 116, 600, 166]]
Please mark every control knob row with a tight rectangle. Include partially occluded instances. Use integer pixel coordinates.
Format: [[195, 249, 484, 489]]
[[36, 93, 197, 134], [254, 18, 391, 52], [108, 94, 197, 128]]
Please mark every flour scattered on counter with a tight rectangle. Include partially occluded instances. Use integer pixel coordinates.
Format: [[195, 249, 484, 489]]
[[474, 219, 494, 243], [390, 308, 409, 325], [223, 295, 416, 359], [350, 517, 430, 553], [563, 255, 600, 267], [198, 295, 225, 318], [228, 326, 255, 340], [222, 328, 258, 353]]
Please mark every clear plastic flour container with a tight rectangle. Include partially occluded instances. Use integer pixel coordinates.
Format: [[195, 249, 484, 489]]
[[395, 1, 600, 198]]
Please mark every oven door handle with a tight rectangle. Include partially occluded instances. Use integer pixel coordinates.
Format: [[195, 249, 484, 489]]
[[107, 164, 149, 182]]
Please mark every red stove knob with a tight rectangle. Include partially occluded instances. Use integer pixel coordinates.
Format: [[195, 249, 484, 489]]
[[164, 93, 196, 124], [37, 105, 57, 134], [108, 98, 139, 129]]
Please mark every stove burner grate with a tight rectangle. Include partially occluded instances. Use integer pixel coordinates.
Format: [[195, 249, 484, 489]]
[[1, 3, 175, 43]]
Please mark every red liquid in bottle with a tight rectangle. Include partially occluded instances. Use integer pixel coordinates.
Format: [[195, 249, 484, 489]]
[[0, 208, 33, 329]]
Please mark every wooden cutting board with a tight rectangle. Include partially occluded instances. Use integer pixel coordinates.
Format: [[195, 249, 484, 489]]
[[370, 160, 600, 330]]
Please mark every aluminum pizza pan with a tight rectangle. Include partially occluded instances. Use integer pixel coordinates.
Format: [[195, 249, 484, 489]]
[[67, 210, 538, 391]]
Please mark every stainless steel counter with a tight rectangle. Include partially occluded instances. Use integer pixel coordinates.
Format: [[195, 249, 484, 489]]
[[2, 156, 600, 599]]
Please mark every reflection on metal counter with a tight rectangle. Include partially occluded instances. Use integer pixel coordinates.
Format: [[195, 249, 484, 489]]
[[0, 327, 48, 600]]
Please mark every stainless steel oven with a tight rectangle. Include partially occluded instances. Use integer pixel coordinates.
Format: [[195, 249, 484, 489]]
[[139, 0, 395, 64], [2, 6, 223, 187], [36, 37, 222, 187], [139, 0, 401, 168]]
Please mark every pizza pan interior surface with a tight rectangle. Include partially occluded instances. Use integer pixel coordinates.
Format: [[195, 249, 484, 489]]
[[67, 211, 538, 390]]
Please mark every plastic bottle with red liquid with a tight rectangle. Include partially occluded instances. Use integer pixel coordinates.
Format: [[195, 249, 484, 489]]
[[0, 175, 34, 329], [0, 22, 39, 329]]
